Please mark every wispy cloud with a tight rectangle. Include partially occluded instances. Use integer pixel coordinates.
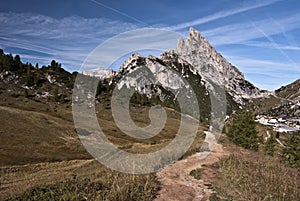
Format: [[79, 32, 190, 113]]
[[0, 12, 139, 70], [82, 28, 182, 71], [242, 41, 300, 51], [226, 56, 300, 73], [201, 13, 300, 46], [0, 6, 298, 90], [167, 0, 283, 31], [90, 0, 148, 26], [225, 55, 300, 90]]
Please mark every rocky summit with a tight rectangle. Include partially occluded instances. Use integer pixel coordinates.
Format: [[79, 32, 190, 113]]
[[171, 27, 267, 102], [94, 27, 269, 105]]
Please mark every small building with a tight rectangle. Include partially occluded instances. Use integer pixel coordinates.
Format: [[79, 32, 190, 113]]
[[268, 119, 278, 126]]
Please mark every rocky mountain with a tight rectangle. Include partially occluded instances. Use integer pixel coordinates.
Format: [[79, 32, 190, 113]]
[[170, 28, 268, 103], [102, 27, 268, 110]]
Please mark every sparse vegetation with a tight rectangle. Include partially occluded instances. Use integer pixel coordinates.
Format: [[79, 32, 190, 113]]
[[0, 98, 186, 200], [275, 79, 300, 103], [209, 193, 232, 201], [212, 154, 299, 200], [7, 171, 158, 201], [267, 102, 300, 117], [190, 168, 203, 180], [181, 130, 206, 159]]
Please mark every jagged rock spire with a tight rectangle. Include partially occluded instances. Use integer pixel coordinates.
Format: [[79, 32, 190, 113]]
[[188, 27, 204, 42]]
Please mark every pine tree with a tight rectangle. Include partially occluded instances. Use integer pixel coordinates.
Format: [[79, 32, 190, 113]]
[[282, 133, 300, 168], [264, 135, 276, 156], [24, 89, 29, 98], [14, 55, 21, 65], [227, 110, 262, 151], [54, 87, 59, 102]]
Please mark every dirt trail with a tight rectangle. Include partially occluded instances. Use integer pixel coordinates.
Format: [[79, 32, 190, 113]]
[[155, 132, 229, 201]]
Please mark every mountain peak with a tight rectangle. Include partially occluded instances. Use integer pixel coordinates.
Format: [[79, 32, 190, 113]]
[[113, 27, 267, 104], [118, 53, 145, 73], [174, 27, 265, 103], [188, 27, 206, 43], [176, 27, 210, 52]]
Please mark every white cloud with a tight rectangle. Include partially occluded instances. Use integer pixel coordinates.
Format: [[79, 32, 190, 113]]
[[242, 41, 300, 51], [82, 28, 182, 71], [201, 13, 300, 46], [0, 12, 139, 71], [224, 55, 300, 90], [167, 0, 283, 31], [226, 56, 300, 73]]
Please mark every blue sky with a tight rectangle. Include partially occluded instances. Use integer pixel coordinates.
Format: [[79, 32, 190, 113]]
[[0, 0, 299, 90]]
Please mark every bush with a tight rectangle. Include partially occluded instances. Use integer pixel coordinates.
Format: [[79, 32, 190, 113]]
[[24, 89, 29, 98], [189, 168, 203, 180], [10, 93, 20, 98]]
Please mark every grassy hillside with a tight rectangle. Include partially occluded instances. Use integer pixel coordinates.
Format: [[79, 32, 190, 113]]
[[1, 160, 158, 201], [0, 106, 89, 166], [0, 91, 207, 200], [212, 153, 299, 200], [275, 79, 300, 102], [189, 134, 300, 201], [250, 79, 300, 117]]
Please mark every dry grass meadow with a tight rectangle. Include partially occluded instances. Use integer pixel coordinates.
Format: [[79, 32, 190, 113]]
[[0, 94, 206, 200]]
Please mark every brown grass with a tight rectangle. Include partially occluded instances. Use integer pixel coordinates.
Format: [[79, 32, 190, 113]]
[[0, 106, 90, 166], [0, 94, 206, 200], [213, 154, 299, 200], [187, 134, 299, 201], [1, 159, 158, 201], [250, 95, 288, 115]]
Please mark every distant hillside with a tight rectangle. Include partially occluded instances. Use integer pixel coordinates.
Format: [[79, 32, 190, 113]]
[[0, 49, 76, 105], [275, 79, 300, 102], [268, 79, 300, 117], [250, 79, 300, 117]]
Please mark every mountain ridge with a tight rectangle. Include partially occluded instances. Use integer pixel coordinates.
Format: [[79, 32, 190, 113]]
[[275, 78, 300, 103], [94, 27, 270, 105]]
